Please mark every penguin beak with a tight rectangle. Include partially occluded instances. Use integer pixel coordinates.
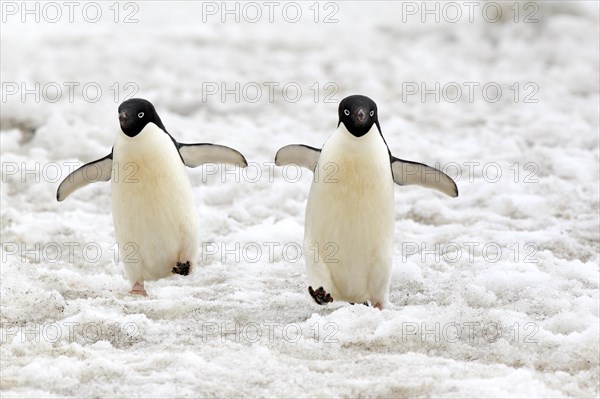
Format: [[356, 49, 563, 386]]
[[119, 112, 127, 124], [356, 108, 366, 124]]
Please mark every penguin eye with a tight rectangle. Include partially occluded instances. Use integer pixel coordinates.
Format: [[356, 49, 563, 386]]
[[369, 110, 375, 117], [344, 109, 350, 116], [137, 112, 144, 118]]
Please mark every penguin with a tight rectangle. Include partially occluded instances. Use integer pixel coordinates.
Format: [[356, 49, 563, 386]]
[[275, 95, 458, 309], [57, 98, 248, 296]]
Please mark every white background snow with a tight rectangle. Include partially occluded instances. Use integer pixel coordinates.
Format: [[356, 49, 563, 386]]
[[1, 1, 599, 397]]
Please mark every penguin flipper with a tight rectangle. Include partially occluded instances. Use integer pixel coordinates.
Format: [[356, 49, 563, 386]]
[[391, 156, 458, 197], [275, 144, 321, 172], [56, 154, 113, 201], [177, 143, 248, 168]]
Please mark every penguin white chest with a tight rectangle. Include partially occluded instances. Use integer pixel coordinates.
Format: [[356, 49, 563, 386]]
[[111, 123, 198, 283], [304, 125, 395, 304]]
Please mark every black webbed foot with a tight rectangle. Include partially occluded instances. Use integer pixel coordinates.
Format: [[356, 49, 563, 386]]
[[172, 260, 191, 276], [308, 286, 333, 305]]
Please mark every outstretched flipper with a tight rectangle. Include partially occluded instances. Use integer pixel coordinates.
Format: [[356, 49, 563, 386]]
[[275, 145, 321, 172], [308, 286, 333, 305], [177, 143, 248, 168], [391, 156, 458, 197], [56, 154, 113, 201]]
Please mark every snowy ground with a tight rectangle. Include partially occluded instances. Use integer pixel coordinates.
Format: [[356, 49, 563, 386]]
[[1, 1, 599, 398]]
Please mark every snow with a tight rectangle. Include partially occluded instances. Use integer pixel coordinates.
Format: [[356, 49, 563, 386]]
[[1, 1, 599, 397]]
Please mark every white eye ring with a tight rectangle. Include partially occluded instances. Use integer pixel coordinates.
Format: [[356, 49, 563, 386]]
[[138, 112, 144, 118], [344, 109, 350, 116], [369, 110, 375, 117]]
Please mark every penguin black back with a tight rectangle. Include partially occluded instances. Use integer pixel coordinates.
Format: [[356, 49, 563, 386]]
[[338, 95, 381, 137], [118, 98, 166, 137]]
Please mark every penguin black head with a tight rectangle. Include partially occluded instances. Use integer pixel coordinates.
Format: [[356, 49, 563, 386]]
[[338, 95, 380, 137], [118, 98, 166, 137]]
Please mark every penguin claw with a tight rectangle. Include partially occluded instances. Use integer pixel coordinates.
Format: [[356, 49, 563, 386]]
[[308, 286, 333, 305], [172, 260, 191, 276], [129, 282, 147, 296]]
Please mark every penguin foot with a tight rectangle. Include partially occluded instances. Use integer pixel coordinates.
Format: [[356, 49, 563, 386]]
[[308, 286, 333, 305], [129, 282, 147, 296], [172, 260, 191, 276]]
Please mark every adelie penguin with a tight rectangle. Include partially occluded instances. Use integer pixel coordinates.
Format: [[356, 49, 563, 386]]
[[275, 95, 458, 309], [57, 98, 248, 296]]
